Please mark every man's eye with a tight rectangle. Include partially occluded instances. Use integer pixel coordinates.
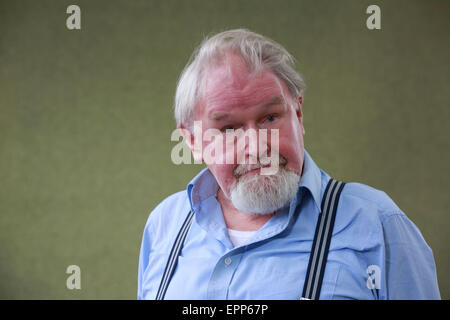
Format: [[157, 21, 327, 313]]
[[221, 125, 234, 132], [266, 115, 276, 122]]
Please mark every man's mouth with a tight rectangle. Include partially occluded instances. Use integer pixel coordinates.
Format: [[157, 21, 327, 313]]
[[233, 164, 260, 179], [233, 156, 287, 179], [245, 165, 270, 176]]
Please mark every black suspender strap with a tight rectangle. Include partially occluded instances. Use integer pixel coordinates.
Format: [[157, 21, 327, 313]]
[[155, 210, 195, 300], [301, 178, 345, 300], [155, 178, 345, 300]]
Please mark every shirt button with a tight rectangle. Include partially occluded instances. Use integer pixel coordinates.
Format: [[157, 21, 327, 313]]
[[224, 257, 232, 266]]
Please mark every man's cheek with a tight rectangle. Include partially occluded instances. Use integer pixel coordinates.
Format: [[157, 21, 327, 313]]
[[210, 165, 235, 194], [202, 131, 225, 165], [278, 147, 303, 175], [260, 130, 280, 176]]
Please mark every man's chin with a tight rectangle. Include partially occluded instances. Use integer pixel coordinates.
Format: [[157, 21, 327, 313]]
[[230, 168, 301, 215]]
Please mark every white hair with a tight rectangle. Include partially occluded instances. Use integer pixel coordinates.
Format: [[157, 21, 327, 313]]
[[174, 29, 306, 127]]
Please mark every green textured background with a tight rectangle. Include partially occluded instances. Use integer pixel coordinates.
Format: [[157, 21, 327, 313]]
[[0, 0, 449, 299]]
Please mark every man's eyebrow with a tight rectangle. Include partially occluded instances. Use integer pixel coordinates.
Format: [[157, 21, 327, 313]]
[[264, 96, 284, 107], [209, 112, 229, 121], [208, 96, 285, 121]]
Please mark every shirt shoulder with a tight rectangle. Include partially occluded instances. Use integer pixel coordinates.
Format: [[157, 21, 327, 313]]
[[143, 190, 191, 245], [339, 181, 403, 221], [333, 180, 432, 256], [328, 181, 439, 299], [330, 181, 406, 252]]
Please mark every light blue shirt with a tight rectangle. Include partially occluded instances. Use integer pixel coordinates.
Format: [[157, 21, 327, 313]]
[[138, 150, 440, 300]]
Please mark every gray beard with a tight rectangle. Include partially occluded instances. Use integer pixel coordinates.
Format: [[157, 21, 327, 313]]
[[230, 167, 301, 215]]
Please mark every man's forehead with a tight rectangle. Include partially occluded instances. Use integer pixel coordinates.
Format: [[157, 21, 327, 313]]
[[200, 63, 287, 114], [203, 53, 277, 90], [206, 53, 252, 83]]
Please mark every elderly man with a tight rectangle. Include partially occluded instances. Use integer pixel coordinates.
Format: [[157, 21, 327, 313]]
[[138, 29, 440, 300]]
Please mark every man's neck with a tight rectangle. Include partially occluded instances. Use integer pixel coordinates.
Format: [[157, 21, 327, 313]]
[[216, 188, 276, 231]]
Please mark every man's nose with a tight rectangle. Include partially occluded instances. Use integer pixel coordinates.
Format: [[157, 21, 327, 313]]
[[238, 125, 270, 163]]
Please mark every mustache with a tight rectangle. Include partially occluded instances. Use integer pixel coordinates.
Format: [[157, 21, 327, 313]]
[[233, 155, 287, 178]]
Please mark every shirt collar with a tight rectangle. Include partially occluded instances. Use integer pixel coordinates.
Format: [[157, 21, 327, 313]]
[[186, 167, 218, 212], [186, 149, 324, 213], [298, 149, 324, 211]]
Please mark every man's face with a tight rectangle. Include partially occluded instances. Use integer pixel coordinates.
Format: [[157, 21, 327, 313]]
[[192, 54, 305, 205]]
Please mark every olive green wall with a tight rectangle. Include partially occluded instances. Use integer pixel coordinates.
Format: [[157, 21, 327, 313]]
[[1, 0, 448, 299]]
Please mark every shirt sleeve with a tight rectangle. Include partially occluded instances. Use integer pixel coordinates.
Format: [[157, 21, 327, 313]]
[[137, 216, 153, 300], [382, 213, 441, 299]]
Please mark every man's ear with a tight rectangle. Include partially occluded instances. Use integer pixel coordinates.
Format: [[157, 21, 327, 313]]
[[179, 123, 203, 163], [295, 95, 305, 135]]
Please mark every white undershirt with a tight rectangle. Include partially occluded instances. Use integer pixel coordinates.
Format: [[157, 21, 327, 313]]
[[227, 228, 257, 247]]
